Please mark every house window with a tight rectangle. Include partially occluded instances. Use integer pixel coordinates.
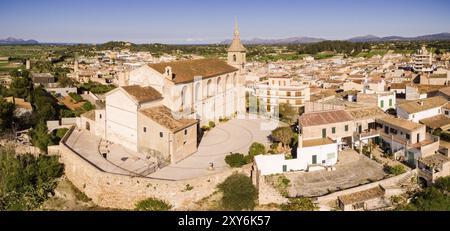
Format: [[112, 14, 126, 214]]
[[99, 114, 102, 119], [384, 126, 389, 134], [143, 127, 147, 133], [380, 100, 384, 108], [389, 99, 393, 107], [406, 134, 410, 140], [332, 127, 336, 134], [345, 125, 349, 132], [322, 128, 326, 138], [390, 128, 398, 135], [282, 165, 287, 172], [160, 132, 163, 138], [184, 129, 187, 135], [446, 111, 449, 115], [287, 91, 291, 97], [438, 109, 441, 114]]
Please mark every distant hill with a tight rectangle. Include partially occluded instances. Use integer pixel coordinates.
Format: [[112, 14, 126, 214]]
[[221, 36, 326, 45], [0, 37, 39, 45], [221, 33, 450, 45], [348, 33, 450, 42]]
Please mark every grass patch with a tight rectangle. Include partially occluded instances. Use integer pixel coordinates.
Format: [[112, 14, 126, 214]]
[[66, 180, 92, 203]]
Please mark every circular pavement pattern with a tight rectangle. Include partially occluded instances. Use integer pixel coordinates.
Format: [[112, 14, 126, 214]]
[[149, 117, 280, 180]]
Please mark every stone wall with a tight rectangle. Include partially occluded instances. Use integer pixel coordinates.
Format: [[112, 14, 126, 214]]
[[316, 170, 417, 205], [57, 127, 249, 210]]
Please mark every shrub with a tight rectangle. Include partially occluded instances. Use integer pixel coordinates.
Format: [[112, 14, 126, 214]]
[[208, 121, 216, 128], [270, 175, 291, 197], [385, 165, 406, 175], [225, 153, 247, 168], [69, 92, 83, 103], [135, 197, 172, 211], [280, 197, 318, 211], [248, 142, 266, 157], [82, 101, 94, 111], [218, 174, 257, 211], [201, 125, 210, 132]]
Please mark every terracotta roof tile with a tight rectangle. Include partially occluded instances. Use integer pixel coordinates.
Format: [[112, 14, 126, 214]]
[[140, 106, 197, 132], [299, 110, 353, 127], [121, 85, 162, 104], [397, 96, 448, 114], [149, 59, 238, 84]]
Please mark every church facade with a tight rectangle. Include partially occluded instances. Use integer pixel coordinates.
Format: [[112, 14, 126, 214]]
[[79, 22, 248, 163]]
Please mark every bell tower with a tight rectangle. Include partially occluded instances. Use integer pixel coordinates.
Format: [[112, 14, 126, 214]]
[[227, 18, 246, 71]]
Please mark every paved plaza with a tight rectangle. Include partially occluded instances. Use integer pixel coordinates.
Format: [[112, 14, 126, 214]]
[[285, 150, 388, 197], [149, 117, 277, 180], [64, 117, 279, 180]]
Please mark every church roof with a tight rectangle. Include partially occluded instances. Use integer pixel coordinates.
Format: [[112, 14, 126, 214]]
[[121, 85, 162, 104], [140, 106, 198, 132], [148, 59, 238, 84]]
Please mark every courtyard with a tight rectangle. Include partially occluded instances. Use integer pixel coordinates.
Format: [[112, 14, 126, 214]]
[[149, 117, 277, 180], [285, 150, 388, 197], [64, 117, 278, 180]]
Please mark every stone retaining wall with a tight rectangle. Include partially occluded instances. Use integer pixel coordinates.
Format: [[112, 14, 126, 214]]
[[57, 127, 248, 210], [316, 169, 417, 204]]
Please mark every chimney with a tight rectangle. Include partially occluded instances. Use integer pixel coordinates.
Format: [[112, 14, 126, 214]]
[[165, 66, 174, 80]]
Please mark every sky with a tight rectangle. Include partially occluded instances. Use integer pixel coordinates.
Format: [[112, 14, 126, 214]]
[[0, 0, 449, 44]]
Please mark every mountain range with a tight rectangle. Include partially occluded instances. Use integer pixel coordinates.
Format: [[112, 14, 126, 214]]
[[2, 32, 450, 45], [221, 32, 450, 45], [0, 37, 39, 45]]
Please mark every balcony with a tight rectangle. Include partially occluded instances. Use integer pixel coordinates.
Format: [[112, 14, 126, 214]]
[[354, 129, 380, 141]]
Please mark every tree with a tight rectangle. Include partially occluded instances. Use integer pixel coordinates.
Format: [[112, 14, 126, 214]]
[[135, 198, 172, 211], [218, 174, 257, 211], [396, 176, 450, 211], [225, 153, 247, 168], [280, 197, 318, 211], [0, 97, 15, 131], [29, 121, 53, 152], [0, 147, 64, 211], [271, 127, 294, 149], [278, 103, 298, 125]]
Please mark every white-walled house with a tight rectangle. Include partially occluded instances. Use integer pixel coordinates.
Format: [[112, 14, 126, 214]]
[[396, 96, 448, 123], [105, 86, 164, 152], [357, 92, 396, 112]]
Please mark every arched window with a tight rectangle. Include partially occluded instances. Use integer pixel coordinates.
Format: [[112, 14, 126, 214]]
[[195, 82, 201, 102], [233, 54, 237, 62], [181, 86, 187, 108], [217, 77, 223, 93], [207, 79, 212, 97]]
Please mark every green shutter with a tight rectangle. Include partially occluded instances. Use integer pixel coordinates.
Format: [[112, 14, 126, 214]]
[[332, 127, 336, 134], [389, 99, 392, 107], [345, 125, 348, 132], [322, 129, 326, 138], [380, 100, 384, 108]]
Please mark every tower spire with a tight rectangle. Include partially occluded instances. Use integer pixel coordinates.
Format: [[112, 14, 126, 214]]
[[234, 17, 240, 37]]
